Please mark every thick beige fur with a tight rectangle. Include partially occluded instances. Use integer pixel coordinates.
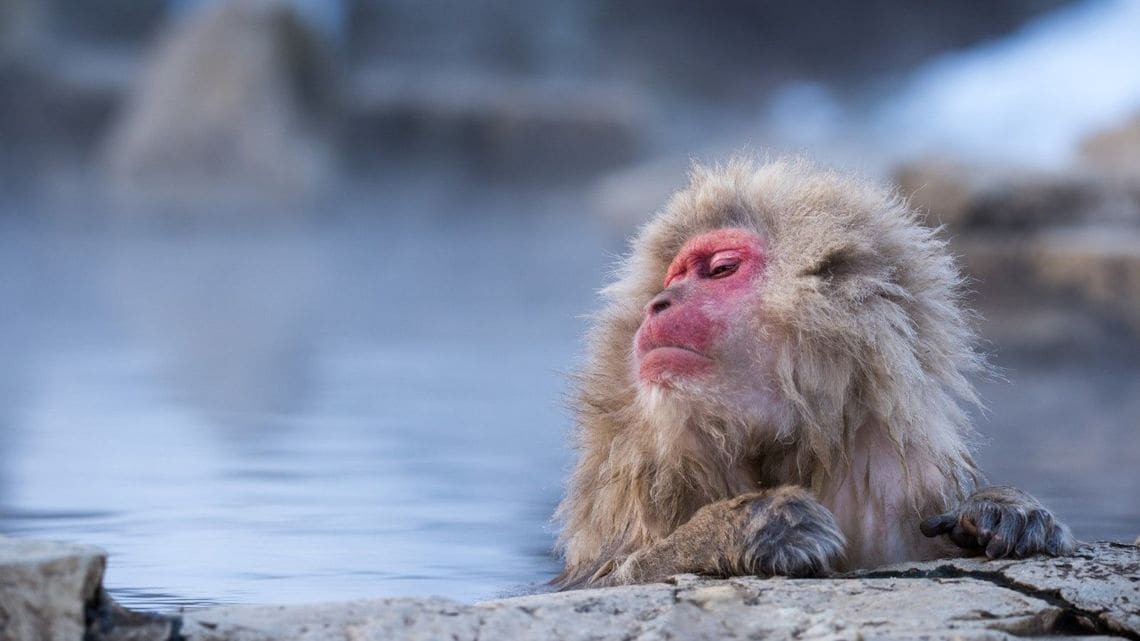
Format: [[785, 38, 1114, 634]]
[[556, 157, 985, 587]]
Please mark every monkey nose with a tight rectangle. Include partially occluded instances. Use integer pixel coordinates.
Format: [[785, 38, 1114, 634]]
[[647, 290, 673, 316]]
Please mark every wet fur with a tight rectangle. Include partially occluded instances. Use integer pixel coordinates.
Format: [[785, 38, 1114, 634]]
[[555, 157, 991, 588]]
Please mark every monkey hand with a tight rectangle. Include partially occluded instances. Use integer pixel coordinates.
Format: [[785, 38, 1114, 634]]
[[602, 487, 845, 585], [920, 485, 1075, 559], [728, 487, 847, 577]]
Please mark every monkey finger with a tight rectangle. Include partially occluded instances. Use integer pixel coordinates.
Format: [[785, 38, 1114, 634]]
[[1013, 510, 1048, 557], [972, 503, 1001, 542], [1045, 522, 1076, 556], [984, 533, 1011, 559], [985, 509, 1026, 559], [920, 513, 958, 537], [949, 524, 980, 550]]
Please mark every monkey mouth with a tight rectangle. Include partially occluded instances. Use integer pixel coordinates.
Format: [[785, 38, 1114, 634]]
[[641, 344, 707, 358], [637, 345, 714, 382]]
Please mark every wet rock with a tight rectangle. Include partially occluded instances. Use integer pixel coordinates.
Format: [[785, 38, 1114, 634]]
[[0, 536, 178, 641], [892, 157, 1140, 342], [858, 542, 1140, 638], [182, 580, 1061, 640], [101, 0, 334, 209], [1029, 227, 1140, 333], [181, 598, 478, 641], [893, 156, 1140, 230], [85, 588, 180, 641], [1081, 111, 1140, 180], [487, 576, 1064, 640], [953, 232, 1140, 347], [956, 225, 1140, 342], [0, 536, 105, 641], [179, 541, 1138, 641], [343, 69, 647, 181], [4, 535, 1135, 640], [893, 156, 981, 227]]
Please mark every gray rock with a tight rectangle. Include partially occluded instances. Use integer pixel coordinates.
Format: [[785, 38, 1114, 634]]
[[893, 156, 1140, 230], [0, 536, 177, 641], [182, 598, 476, 641], [892, 156, 1140, 340], [1081, 111, 1140, 181], [0, 536, 105, 641], [343, 68, 647, 181], [100, 0, 334, 210], [955, 226, 1140, 341], [5, 536, 1134, 641], [1030, 227, 1140, 333], [85, 591, 180, 641], [181, 541, 1138, 641], [857, 542, 1140, 638]]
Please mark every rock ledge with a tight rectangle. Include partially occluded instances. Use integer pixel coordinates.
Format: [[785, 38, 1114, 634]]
[[1, 537, 1136, 641]]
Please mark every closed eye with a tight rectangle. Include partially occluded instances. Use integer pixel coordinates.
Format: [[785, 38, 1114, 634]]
[[708, 262, 739, 278], [706, 250, 744, 279]]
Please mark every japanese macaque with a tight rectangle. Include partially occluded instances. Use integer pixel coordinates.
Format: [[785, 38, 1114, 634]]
[[554, 158, 1074, 589]]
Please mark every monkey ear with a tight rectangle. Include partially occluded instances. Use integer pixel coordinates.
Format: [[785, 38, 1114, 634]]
[[802, 248, 860, 281], [802, 247, 893, 297]]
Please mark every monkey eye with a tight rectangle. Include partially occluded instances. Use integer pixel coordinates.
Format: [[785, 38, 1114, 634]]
[[706, 253, 741, 279]]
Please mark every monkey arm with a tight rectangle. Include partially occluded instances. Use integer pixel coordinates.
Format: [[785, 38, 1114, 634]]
[[920, 485, 1075, 558], [590, 487, 846, 587]]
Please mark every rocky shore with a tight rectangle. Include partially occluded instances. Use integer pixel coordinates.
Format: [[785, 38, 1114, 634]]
[[3, 535, 1137, 641]]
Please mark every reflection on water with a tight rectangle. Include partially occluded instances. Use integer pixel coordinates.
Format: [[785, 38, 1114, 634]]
[[0, 189, 1138, 612], [0, 191, 612, 610], [973, 354, 1140, 544]]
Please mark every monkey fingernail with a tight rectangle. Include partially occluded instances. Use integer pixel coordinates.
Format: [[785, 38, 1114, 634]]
[[920, 513, 955, 536], [985, 535, 1014, 559]]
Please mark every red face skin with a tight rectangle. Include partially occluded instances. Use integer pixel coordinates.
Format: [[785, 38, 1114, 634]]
[[635, 228, 767, 386]]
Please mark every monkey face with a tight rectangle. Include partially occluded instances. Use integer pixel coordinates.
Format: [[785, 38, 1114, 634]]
[[634, 228, 768, 391]]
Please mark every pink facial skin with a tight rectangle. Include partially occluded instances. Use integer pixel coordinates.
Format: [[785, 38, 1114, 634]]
[[635, 228, 767, 386]]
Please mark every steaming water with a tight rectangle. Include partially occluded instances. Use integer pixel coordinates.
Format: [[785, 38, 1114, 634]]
[[0, 192, 610, 610], [0, 187, 1138, 612]]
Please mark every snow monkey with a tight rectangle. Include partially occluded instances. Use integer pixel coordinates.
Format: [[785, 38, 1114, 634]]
[[554, 157, 1074, 589]]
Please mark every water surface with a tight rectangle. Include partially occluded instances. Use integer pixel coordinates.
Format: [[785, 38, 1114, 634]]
[[1, 190, 1136, 611]]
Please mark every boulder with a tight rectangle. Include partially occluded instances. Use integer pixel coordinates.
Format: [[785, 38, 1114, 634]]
[[892, 157, 1140, 342], [1081, 111, 1140, 180], [1030, 227, 1140, 333], [343, 69, 647, 181], [893, 156, 1139, 230], [100, 0, 334, 209], [0, 536, 178, 641], [925, 232, 1140, 350], [0, 536, 105, 641]]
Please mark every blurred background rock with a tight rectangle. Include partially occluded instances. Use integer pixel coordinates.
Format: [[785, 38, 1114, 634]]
[[0, 0, 1137, 611]]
